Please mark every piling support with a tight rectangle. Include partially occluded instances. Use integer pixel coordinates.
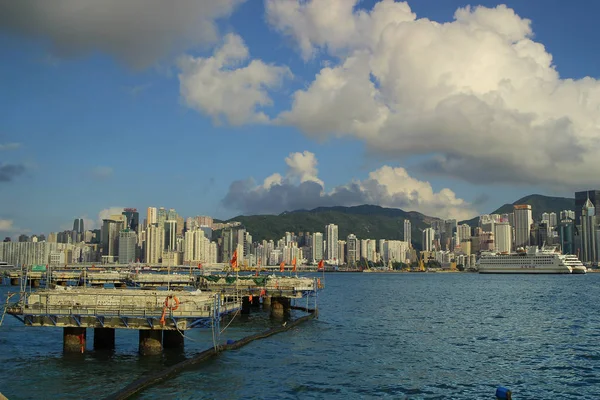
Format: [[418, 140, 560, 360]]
[[64, 327, 87, 353], [163, 330, 184, 349], [270, 297, 291, 319], [262, 295, 271, 309], [139, 330, 162, 355], [241, 296, 251, 315], [94, 328, 116, 350]]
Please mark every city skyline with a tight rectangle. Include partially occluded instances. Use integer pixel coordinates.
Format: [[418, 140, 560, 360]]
[[2, 1, 600, 236]]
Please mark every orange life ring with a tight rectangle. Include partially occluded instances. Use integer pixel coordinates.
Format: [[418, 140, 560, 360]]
[[164, 295, 180, 311]]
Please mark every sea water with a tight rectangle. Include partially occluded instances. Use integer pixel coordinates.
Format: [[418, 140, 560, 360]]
[[1, 273, 600, 399]]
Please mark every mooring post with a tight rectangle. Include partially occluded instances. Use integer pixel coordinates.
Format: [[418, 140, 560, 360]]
[[270, 297, 291, 319], [93, 328, 116, 350], [139, 330, 162, 355], [63, 327, 87, 353], [163, 330, 184, 349]]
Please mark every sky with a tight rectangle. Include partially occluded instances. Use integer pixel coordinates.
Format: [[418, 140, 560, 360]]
[[1, 0, 599, 238]]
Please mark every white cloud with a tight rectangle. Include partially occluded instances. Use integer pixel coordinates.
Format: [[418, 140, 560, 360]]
[[96, 207, 125, 228], [222, 151, 477, 220], [0, 219, 14, 231], [0, 0, 245, 68], [267, 0, 600, 188], [178, 33, 291, 125], [0, 143, 21, 151], [90, 166, 113, 180]]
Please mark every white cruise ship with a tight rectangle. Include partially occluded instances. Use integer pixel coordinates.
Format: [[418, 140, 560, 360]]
[[477, 247, 587, 274]]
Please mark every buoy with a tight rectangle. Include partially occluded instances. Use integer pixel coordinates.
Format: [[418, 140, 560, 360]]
[[496, 387, 512, 400]]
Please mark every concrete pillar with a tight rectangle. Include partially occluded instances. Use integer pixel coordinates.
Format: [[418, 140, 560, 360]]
[[262, 295, 271, 309], [139, 330, 162, 355], [10, 278, 19, 286], [270, 297, 291, 319], [241, 296, 251, 315], [93, 328, 115, 350], [63, 327, 86, 353], [163, 330, 184, 349]]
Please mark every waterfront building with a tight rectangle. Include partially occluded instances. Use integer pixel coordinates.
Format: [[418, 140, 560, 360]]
[[494, 222, 512, 253], [312, 232, 323, 263], [403, 220, 411, 247], [514, 205, 532, 249], [422, 228, 435, 252], [346, 234, 359, 265], [558, 219, 574, 255], [325, 224, 339, 262], [575, 190, 600, 224], [337, 240, 345, 265], [581, 199, 597, 263]]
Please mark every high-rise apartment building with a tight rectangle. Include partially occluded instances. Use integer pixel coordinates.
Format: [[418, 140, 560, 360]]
[[147, 207, 157, 226], [164, 220, 177, 251], [146, 224, 164, 264], [422, 228, 435, 252], [513, 205, 532, 249], [312, 232, 323, 262], [494, 222, 512, 253], [457, 224, 471, 243], [346, 234, 359, 265], [403, 220, 411, 246], [157, 207, 167, 227], [337, 240, 345, 265], [101, 215, 125, 262], [325, 224, 338, 261]]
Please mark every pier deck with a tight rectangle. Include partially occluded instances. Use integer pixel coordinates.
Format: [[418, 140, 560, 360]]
[[7, 288, 240, 330]]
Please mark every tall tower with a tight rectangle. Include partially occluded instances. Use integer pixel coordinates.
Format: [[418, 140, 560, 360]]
[[575, 190, 600, 224], [346, 234, 358, 265], [494, 222, 512, 253], [118, 229, 137, 263], [146, 224, 164, 264], [403, 220, 411, 246], [164, 220, 177, 251], [581, 199, 597, 263], [72, 218, 84, 234], [422, 228, 435, 252], [122, 208, 139, 232], [147, 207, 157, 226], [312, 232, 324, 262], [325, 224, 339, 261], [513, 205, 532, 249]]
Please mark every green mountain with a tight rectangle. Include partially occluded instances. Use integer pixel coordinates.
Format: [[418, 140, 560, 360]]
[[224, 205, 436, 250], [460, 194, 574, 226]]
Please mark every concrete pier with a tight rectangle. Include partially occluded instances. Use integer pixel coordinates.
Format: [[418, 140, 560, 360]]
[[163, 330, 184, 349], [94, 328, 115, 350], [139, 330, 162, 355], [270, 297, 291, 319], [64, 327, 86, 353]]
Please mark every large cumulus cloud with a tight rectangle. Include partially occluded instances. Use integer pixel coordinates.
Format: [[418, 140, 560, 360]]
[[267, 0, 600, 188], [178, 33, 291, 124], [0, 0, 244, 68], [222, 151, 477, 220]]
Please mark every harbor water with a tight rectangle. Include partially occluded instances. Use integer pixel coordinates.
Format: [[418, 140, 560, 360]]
[[1, 272, 600, 399]]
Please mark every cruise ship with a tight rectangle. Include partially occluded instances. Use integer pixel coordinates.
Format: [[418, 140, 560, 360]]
[[477, 247, 587, 274]]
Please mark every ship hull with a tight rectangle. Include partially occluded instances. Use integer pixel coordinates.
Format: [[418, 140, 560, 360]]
[[479, 268, 571, 274]]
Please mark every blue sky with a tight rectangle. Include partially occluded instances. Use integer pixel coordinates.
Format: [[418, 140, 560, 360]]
[[1, 0, 599, 237]]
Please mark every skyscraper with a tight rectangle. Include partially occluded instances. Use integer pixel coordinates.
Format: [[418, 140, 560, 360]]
[[147, 207, 157, 226], [122, 208, 139, 232], [72, 218, 84, 234], [558, 219, 574, 255], [575, 190, 600, 224], [165, 220, 177, 251], [118, 229, 137, 264], [325, 224, 339, 261], [101, 215, 125, 262], [581, 199, 597, 263], [346, 234, 358, 265], [403, 220, 411, 246], [312, 232, 324, 262], [513, 205, 532, 249], [422, 228, 435, 252], [146, 224, 164, 264], [494, 222, 512, 253]]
